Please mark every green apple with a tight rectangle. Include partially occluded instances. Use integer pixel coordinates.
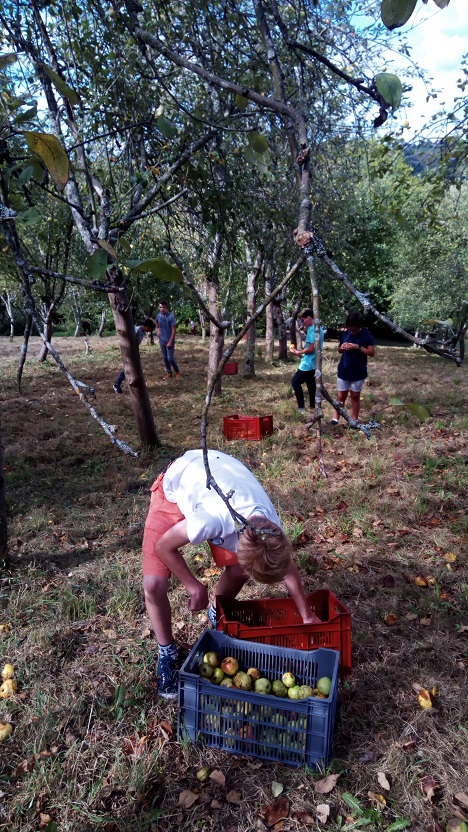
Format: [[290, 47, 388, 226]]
[[282, 672, 296, 688], [254, 677, 272, 695], [317, 676, 332, 696], [272, 679, 288, 698], [203, 651, 220, 667], [298, 685, 314, 699], [288, 684, 302, 700], [233, 671, 252, 690], [199, 663, 214, 679], [211, 667, 225, 684]]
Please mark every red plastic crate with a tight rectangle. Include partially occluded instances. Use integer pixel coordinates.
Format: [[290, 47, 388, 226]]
[[216, 588, 352, 677], [222, 361, 238, 375], [223, 414, 273, 441]]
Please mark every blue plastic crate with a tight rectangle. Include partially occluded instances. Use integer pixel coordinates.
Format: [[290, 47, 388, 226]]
[[178, 630, 339, 769]]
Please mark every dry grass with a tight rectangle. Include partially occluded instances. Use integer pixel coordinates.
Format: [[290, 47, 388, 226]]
[[0, 334, 467, 832]]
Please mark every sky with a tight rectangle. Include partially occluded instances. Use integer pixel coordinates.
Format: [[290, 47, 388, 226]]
[[381, 0, 467, 135]]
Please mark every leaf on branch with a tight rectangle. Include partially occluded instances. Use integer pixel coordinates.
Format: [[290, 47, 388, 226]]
[[16, 208, 41, 226], [156, 115, 177, 139], [404, 403, 430, 423], [248, 131, 269, 153], [381, 0, 418, 30], [23, 131, 69, 191], [42, 64, 80, 105], [235, 93, 249, 110], [0, 54, 18, 69], [125, 257, 183, 284], [13, 106, 37, 124], [432, 0, 450, 7], [97, 239, 118, 260], [87, 249, 109, 281], [375, 72, 403, 109]]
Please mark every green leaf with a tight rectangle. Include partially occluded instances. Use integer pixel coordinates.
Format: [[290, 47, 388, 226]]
[[114, 684, 125, 708], [116, 238, 132, 255], [342, 793, 363, 814], [389, 396, 404, 405], [97, 239, 118, 260], [404, 403, 430, 422], [432, 0, 450, 7], [375, 73, 403, 109], [0, 54, 18, 70], [22, 131, 69, 191], [248, 131, 269, 153], [156, 115, 177, 139], [386, 821, 412, 832], [13, 106, 37, 124], [42, 64, 80, 105], [235, 93, 249, 110], [380, 0, 417, 30], [125, 257, 183, 284], [244, 147, 257, 165], [17, 166, 34, 184], [15, 208, 41, 225], [87, 249, 109, 281]]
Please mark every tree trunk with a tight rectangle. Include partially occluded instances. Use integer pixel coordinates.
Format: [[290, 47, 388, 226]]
[[275, 303, 288, 360], [243, 248, 263, 378], [37, 318, 52, 362], [264, 263, 274, 363], [0, 411, 8, 569], [206, 234, 224, 396], [108, 282, 159, 448], [98, 308, 106, 337], [207, 280, 224, 397]]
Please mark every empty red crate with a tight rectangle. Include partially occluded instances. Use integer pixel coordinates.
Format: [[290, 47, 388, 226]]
[[222, 361, 238, 375], [216, 588, 352, 677], [223, 414, 273, 440]]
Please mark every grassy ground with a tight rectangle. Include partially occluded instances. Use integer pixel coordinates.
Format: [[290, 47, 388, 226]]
[[0, 334, 467, 832]]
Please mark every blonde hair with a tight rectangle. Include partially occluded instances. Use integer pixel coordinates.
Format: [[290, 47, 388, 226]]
[[236, 515, 292, 585]]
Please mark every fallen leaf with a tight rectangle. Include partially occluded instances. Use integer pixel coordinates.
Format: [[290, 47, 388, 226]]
[[292, 809, 315, 825], [419, 617, 432, 626], [368, 791, 387, 806], [315, 774, 340, 794], [211, 799, 223, 809], [358, 751, 379, 764], [377, 772, 391, 791], [316, 804, 331, 824], [444, 552, 457, 563], [210, 769, 226, 787], [405, 613, 418, 621], [103, 628, 117, 639], [454, 792, 468, 811], [15, 758, 35, 778], [272, 781, 284, 797], [178, 790, 198, 808], [420, 776, 440, 802], [418, 690, 433, 709], [384, 614, 399, 627], [226, 790, 242, 805], [261, 796, 291, 827], [159, 720, 173, 741], [457, 625, 468, 633]]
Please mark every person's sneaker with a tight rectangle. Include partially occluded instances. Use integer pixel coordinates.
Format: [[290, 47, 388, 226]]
[[157, 651, 179, 700], [330, 418, 339, 425], [113, 384, 122, 394], [174, 372, 181, 379], [162, 373, 172, 380], [207, 604, 217, 629]]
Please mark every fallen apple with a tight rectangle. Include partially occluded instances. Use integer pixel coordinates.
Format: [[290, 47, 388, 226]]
[[446, 821, 468, 832], [0, 722, 13, 741], [0, 678, 17, 698], [1, 664, 15, 681]]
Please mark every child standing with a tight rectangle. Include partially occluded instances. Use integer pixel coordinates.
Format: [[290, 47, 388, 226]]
[[331, 311, 375, 423]]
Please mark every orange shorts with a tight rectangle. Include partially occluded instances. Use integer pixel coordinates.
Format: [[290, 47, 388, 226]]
[[142, 471, 239, 576]]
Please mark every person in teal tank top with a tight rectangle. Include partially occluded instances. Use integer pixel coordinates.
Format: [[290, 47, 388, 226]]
[[290, 308, 325, 413]]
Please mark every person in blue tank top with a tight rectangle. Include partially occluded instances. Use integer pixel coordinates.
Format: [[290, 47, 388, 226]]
[[331, 311, 375, 424], [290, 308, 325, 414]]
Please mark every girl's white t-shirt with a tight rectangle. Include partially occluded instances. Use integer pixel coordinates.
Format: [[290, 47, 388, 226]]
[[163, 449, 281, 551]]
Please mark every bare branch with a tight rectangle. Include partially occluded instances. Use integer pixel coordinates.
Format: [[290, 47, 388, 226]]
[[28, 266, 125, 293]]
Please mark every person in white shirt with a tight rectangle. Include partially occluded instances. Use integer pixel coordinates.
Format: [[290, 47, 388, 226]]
[[142, 449, 320, 698]]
